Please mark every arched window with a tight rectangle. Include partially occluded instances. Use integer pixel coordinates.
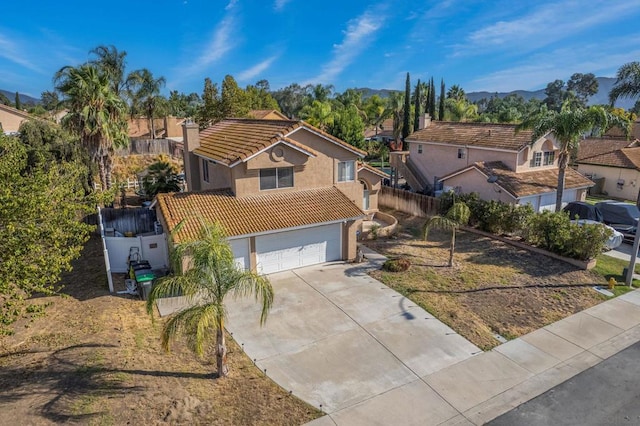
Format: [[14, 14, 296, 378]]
[[360, 180, 370, 210]]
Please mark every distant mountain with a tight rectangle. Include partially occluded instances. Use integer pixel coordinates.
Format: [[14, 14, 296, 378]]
[[0, 90, 40, 106], [357, 77, 636, 110]]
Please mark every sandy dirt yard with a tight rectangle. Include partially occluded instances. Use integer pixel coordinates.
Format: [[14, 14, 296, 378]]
[[0, 233, 321, 425], [365, 212, 608, 350]]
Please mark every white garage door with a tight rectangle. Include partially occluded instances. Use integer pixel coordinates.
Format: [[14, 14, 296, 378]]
[[228, 238, 250, 270], [256, 224, 341, 274]]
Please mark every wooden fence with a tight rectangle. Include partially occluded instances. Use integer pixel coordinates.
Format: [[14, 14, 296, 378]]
[[379, 186, 440, 217], [114, 138, 183, 157]]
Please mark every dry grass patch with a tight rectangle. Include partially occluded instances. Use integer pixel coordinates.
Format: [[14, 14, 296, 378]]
[[366, 212, 607, 350], [0, 233, 322, 425]]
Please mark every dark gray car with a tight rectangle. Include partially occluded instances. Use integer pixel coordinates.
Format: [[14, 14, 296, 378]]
[[594, 201, 639, 235]]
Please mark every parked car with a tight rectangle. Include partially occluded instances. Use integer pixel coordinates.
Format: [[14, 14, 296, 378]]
[[563, 201, 603, 222], [595, 201, 640, 239], [570, 219, 624, 250]]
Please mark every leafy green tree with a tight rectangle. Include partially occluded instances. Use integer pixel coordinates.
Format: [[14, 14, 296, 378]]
[[309, 84, 334, 103], [272, 83, 309, 118], [14, 92, 21, 110], [439, 79, 445, 121], [41, 90, 60, 112], [413, 79, 422, 131], [446, 85, 466, 102], [147, 221, 273, 377], [0, 133, 92, 334], [363, 94, 388, 131], [543, 79, 566, 112], [142, 158, 181, 198], [55, 64, 129, 190], [197, 78, 221, 128], [402, 73, 411, 140], [517, 105, 630, 212], [245, 79, 280, 110], [220, 75, 249, 119], [89, 45, 128, 97], [423, 201, 471, 267], [299, 100, 334, 131], [609, 62, 640, 106], [330, 104, 365, 149], [429, 77, 436, 120], [0, 92, 11, 106], [127, 68, 167, 139], [444, 98, 478, 122], [567, 73, 598, 107]]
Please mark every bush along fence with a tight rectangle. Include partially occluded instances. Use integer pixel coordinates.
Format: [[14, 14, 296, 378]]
[[379, 186, 440, 217]]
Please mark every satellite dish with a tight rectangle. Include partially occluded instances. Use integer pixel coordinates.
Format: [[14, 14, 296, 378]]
[[487, 175, 498, 183]]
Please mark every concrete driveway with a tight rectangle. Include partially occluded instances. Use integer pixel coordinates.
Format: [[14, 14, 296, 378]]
[[224, 254, 480, 423]]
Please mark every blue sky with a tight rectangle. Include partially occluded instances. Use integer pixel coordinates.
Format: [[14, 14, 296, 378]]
[[2, 0, 640, 99]]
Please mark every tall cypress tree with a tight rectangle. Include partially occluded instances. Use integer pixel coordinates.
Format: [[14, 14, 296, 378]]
[[413, 79, 421, 132], [439, 79, 446, 121], [14, 92, 21, 110], [402, 72, 411, 141], [428, 78, 436, 120]]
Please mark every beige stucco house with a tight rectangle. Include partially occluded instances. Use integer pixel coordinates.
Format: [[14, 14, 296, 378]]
[[155, 118, 386, 274], [248, 109, 289, 120], [403, 119, 593, 211], [0, 103, 31, 134], [575, 138, 640, 201]]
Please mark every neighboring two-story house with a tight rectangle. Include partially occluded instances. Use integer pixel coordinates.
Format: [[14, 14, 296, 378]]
[[155, 118, 385, 274], [403, 119, 593, 211]]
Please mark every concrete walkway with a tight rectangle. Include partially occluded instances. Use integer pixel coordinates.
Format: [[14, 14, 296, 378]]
[[223, 247, 640, 425]]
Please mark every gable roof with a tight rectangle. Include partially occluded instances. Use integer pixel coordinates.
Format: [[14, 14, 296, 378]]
[[578, 147, 640, 170], [407, 121, 535, 151], [0, 103, 32, 120], [194, 118, 366, 166], [156, 186, 365, 243], [248, 109, 289, 120], [576, 137, 637, 161], [441, 161, 593, 198], [357, 161, 390, 178]]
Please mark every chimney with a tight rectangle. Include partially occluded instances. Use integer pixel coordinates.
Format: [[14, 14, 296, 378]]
[[418, 113, 431, 130], [183, 119, 201, 191]]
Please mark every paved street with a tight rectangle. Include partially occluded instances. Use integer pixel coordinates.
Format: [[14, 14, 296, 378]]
[[488, 341, 640, 426]]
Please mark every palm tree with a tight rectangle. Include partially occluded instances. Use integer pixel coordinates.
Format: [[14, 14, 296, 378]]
[[609, 62, 640, 106], [446, 84, 466, 102], [423, 202, 471, 267], [89, 45, 128, 97], [385, 92, 405, 144], [127, 68, 167, 139], [517, 104, 630, 212], [147, 221, 274, 378], [54, 64, 128, 190], [141, 158, 181, 198]]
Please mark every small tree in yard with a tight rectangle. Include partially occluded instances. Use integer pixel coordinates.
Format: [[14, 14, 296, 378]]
[[423, 202, 471, 267], [142, 157, 181, 198], [147, 221, 273, 378]]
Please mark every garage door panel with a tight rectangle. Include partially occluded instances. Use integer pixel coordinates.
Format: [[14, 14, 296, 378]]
[[228, 238, 249, 270], [256, 224, 341, 274]]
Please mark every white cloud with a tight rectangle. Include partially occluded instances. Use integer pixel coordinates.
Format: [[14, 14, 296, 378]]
[[182, 14, 236, 76], [456, 0, 640, 56], [225, 0, 238, 10], [303, 6, 386, 85], [0, 33, 42, 73], [274, 0, 291, 11], [237, 55, 278, 82]]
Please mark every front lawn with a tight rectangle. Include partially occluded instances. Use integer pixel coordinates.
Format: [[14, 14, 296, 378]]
[[365, 212, 613, 350]]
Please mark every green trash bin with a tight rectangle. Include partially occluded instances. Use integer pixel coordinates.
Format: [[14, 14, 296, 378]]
[[135, 270, 156, 300]]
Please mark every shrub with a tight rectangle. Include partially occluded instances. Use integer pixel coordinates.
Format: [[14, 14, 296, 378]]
[[475, 200, 534, 235], [382, 257, 411, 272], [523, 211, 610, 260]]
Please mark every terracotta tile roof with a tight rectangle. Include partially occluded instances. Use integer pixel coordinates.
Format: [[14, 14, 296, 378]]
[[248, 109, 289, 120], [156, 186, 365, 243], [406, 121, 535, 151], [578, 147, 640, 170], [194, 118, 365, 166], [357, 161, 390, 178], [442, 161, 593, 198], [605, 119, 640, 140], [576, 138, 636, 161]]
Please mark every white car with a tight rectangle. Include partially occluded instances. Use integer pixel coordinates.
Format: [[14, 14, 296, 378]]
[[571, 219, 624, 250]]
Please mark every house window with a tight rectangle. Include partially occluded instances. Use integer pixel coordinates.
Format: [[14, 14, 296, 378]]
[[260, 167, 293, 190], [418, 144, 423, 154], [202, 158, 209, 183], [530, 152, 542, 167], [543, 151, 555, 166], [457, 148, 466, 159], [338, 160, 355, 182]]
